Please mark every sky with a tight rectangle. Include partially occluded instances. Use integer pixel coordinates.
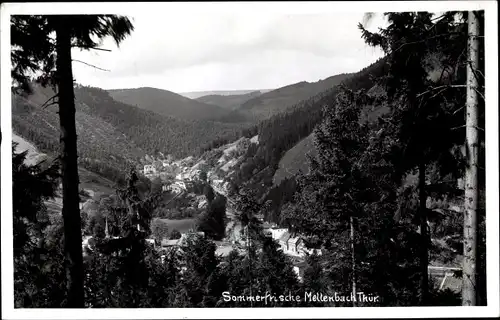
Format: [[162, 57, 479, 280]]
[[71, 11, 387, 94]]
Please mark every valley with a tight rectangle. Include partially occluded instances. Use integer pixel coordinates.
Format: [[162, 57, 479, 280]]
[[11, 57, 465, 277]]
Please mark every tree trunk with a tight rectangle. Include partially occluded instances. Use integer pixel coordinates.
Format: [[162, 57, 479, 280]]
[[55, 16, 84, 307], [419, 161, 429, 305], [247, 224, 253, 307], [350, 215, 357, 307], [462, 10, 480, 307]]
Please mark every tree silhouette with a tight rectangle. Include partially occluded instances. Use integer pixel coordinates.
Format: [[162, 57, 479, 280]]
[[358, 12, 473, 305], [11, 14, 134, 307]]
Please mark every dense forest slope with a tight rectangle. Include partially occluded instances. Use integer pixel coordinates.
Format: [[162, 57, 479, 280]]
[[228, 58, 389, 202], [272, 133, 316, 185], [12, 84, 250, 184], [273, 83, 391, 184], [239, 73, 353, 120]]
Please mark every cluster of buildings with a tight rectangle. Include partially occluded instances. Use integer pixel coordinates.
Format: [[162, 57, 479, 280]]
[[142, 155, 197, 177], [162, 181, 186, 194]]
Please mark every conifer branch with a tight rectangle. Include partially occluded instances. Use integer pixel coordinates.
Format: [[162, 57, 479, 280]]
[[72, 59, 110, 72], [392, 33, 460, 54]]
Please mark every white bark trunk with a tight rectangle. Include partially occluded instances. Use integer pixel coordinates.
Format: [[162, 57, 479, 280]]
[[351, 215, 357, 307], [462, 10, 480, 307]]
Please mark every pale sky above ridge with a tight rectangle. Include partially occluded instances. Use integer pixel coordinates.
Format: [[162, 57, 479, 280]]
[[71, 10, 387, 93]]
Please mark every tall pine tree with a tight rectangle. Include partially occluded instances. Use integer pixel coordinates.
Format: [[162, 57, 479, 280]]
[[358, 12, 472, 304], [11, 15, 134, 307]]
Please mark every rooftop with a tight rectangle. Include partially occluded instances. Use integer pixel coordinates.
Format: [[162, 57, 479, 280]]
[[278, 231, 291, 243]]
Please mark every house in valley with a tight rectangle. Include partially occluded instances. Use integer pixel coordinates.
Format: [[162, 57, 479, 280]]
[[288, 236, 303, 255], [292, 261, 308, 282], [163, 183, 184, 194], [278, 231, 292, 252], [270, 227, 288, 241], [143, 164, 155, 175], [273, 229, 322, 258]]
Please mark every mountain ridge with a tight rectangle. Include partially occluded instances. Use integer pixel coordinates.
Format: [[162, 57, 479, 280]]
[[108, 86, 246, 122], [238, 73, 354, 120], [180, 89, 273, 99], [196, 91, 263, 110]]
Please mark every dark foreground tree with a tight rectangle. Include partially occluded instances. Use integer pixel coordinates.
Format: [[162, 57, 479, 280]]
[[12, 14, 134, 307], [12, 142, 65, 307], [151, 218, 169, 243], [197, 194, 227, 240], [358, 12, 473, 305]]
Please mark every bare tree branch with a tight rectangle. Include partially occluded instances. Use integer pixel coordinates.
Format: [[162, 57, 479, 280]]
[[40, 93, 59, 109], [72, 59, 110, 72], [453, 106, 465, 115], [416, 85, 467, 98], [392, 33, 459, 54], [467, 60, 483, 85], [72, 45, 112, 52], [473, 87, 485, 101], [450, 125, 466, 131], [429, 88, 449, 100], [475, 69, 485, 79]]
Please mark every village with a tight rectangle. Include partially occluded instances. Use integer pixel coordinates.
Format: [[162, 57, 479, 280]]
[[77, 136, 320, 281], [74, 132, 461, 289], [81, 200, 321, 282]]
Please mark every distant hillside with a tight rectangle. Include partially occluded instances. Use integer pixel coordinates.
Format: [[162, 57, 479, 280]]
[[239, 73, 353, 121], [229, 58, 390, 203], [273, 133, 316, 185], [12, 84, 250, 184], [196, 91, 263, 110], [108, 87, 247, 122], [12, 84, 145, 183], [12, 132, 119, 217], [272, 86, 391, 184], [180, 89, 273, 99]]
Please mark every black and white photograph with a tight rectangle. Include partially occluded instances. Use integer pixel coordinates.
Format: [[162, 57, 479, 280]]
[[1, 1, 498, 319]]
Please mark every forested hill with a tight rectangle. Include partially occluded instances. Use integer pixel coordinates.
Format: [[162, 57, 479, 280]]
[[229, 57, 389, 199], [180, 89, 273, 99], [12, 84, 250, 184], [108, 86, 251, 123], [196, 90, 263, 110], [238, 72, 353, 120]]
